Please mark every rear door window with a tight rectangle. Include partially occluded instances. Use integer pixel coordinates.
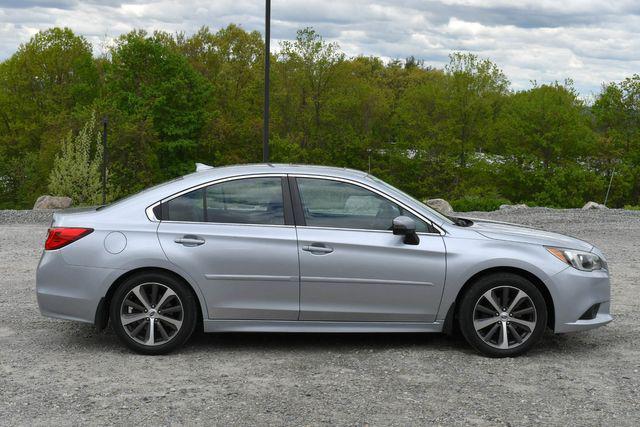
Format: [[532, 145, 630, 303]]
[[205, 177, 285, 225], [162, 177, 285, 225], [164, 188, 205, 222]]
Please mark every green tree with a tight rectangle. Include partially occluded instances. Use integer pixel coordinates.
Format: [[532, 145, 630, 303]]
[[277, 28, 344, 149], [390, 53, 508, 200], [178, 25, 265, 164], [496, 82, 594, 167], [104, 30, 210, 192], [445, 53, 509, 167], [592, 75, 640, 205], [493, 82, 600, 206], [323, 56, 393, 168], [0, 28, 98, 208], [390, 69, 452, 199]]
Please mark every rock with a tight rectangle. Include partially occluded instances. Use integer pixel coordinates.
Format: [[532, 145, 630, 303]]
[[425, 198, 453, 214], [499, 203, 528, 211], [33, 195, 72, 210], [582, 201, 608, 210]]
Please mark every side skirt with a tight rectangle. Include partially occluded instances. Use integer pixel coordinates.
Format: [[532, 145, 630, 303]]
[[203, 320, 443, 333]]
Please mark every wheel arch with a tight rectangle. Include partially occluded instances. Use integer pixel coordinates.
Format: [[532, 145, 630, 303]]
[[442, 266, 555, 335], [94, 267, 205, 330]]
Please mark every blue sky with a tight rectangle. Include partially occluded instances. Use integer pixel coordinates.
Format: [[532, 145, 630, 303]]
[[1, 0, 639, 96]]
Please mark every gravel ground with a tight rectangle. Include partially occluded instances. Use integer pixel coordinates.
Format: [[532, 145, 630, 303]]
[[0, 209, 55, 225], [1, 208, 639, 425]]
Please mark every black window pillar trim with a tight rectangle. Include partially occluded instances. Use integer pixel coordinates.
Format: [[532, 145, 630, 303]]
[[286, 176, 306, 226], [202, 186, 208, 223], [281, 176, 295, 226], [153, 203, 163, 221]]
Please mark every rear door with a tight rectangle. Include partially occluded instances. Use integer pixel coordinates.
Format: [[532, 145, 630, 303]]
[[292, 176, 446, 322], [157, 175, 300, 320]]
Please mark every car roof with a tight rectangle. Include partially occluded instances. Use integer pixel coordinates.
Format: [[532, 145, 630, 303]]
[[190, 163, 368, 181]]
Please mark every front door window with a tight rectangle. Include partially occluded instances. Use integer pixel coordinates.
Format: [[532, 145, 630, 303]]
[[296, 178, 429, 232]]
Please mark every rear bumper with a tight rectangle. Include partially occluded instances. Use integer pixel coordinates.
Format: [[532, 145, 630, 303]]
[[36, 250, 122, 324], [550, 266, 612, 333]]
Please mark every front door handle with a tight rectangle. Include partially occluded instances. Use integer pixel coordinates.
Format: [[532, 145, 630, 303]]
[[174, 236, 205, 246], [302, 243, 334, 254]]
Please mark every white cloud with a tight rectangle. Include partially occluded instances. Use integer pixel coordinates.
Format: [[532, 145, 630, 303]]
[[0, 0, 638, 94]]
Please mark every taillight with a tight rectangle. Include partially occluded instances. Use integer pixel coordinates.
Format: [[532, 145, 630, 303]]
[[45, 227, 94, 250]]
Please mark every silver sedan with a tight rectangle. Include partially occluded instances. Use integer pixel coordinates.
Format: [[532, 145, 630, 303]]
[[36, 164, 612, 356]]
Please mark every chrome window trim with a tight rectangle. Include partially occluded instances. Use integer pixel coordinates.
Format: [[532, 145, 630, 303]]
[[157, 220, 295, 229], [290, 174, 445, 236], [294, 225, 442, 237], [145, 204, 159, 222]]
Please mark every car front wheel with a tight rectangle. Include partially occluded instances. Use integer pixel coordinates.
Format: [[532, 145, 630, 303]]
[[458, 272, 547, 357], [110, 272, 197, 355]]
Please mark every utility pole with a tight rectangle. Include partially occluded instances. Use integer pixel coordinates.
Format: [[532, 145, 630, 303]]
[[604, 167, 615, 207], [101, 116, 108, 205], [263, 0, 271, 162]]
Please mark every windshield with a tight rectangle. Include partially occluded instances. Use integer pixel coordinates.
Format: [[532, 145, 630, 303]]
[[366, 174, 455, 225]]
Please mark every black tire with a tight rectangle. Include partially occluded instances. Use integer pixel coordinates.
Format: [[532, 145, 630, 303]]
[[110, 271, 198, 355], [458, 272, 547, 358]]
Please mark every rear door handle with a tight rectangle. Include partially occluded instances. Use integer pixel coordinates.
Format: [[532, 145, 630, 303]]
[[174, 236, 205, 246], [302, 244, 334, 254]]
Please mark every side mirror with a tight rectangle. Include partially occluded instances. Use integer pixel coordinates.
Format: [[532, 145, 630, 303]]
[[392, 216, 420, 245]]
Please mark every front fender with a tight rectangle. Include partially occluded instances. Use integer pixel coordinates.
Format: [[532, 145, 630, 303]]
[[436, 237, 563, 322]]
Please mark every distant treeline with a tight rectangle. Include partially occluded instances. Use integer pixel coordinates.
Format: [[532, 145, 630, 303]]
[[0, 25, 638, 209]]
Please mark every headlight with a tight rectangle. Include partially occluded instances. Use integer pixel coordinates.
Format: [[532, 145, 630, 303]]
[[546, 247, 607, 271]]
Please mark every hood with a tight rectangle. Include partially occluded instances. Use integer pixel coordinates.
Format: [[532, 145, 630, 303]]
[[465, 217, 593, 252]]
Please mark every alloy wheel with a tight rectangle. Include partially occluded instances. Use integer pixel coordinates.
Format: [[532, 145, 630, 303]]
[[119, 282, 184, 346], [472, 285, 537, 350]]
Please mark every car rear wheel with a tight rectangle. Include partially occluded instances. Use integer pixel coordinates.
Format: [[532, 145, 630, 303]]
[[110, 272, 197, 355], [458, 272, 547, 357]]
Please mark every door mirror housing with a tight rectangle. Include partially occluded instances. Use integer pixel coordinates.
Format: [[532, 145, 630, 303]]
[[392, 216, 420, 245]]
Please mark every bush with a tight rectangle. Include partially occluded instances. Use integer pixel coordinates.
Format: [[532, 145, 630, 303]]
[[623, 205, 640, 211], [48, 113, 112, 206], [451, 195, 511, 212]]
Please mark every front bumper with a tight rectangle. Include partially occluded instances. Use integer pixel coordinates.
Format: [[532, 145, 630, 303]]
[[550, 265, 612, 333], [36, 250, 122, 324]]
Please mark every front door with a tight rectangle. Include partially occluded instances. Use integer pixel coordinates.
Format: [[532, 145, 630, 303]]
[[157, 176, 300, 320], [293, 177, 446, 322]]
